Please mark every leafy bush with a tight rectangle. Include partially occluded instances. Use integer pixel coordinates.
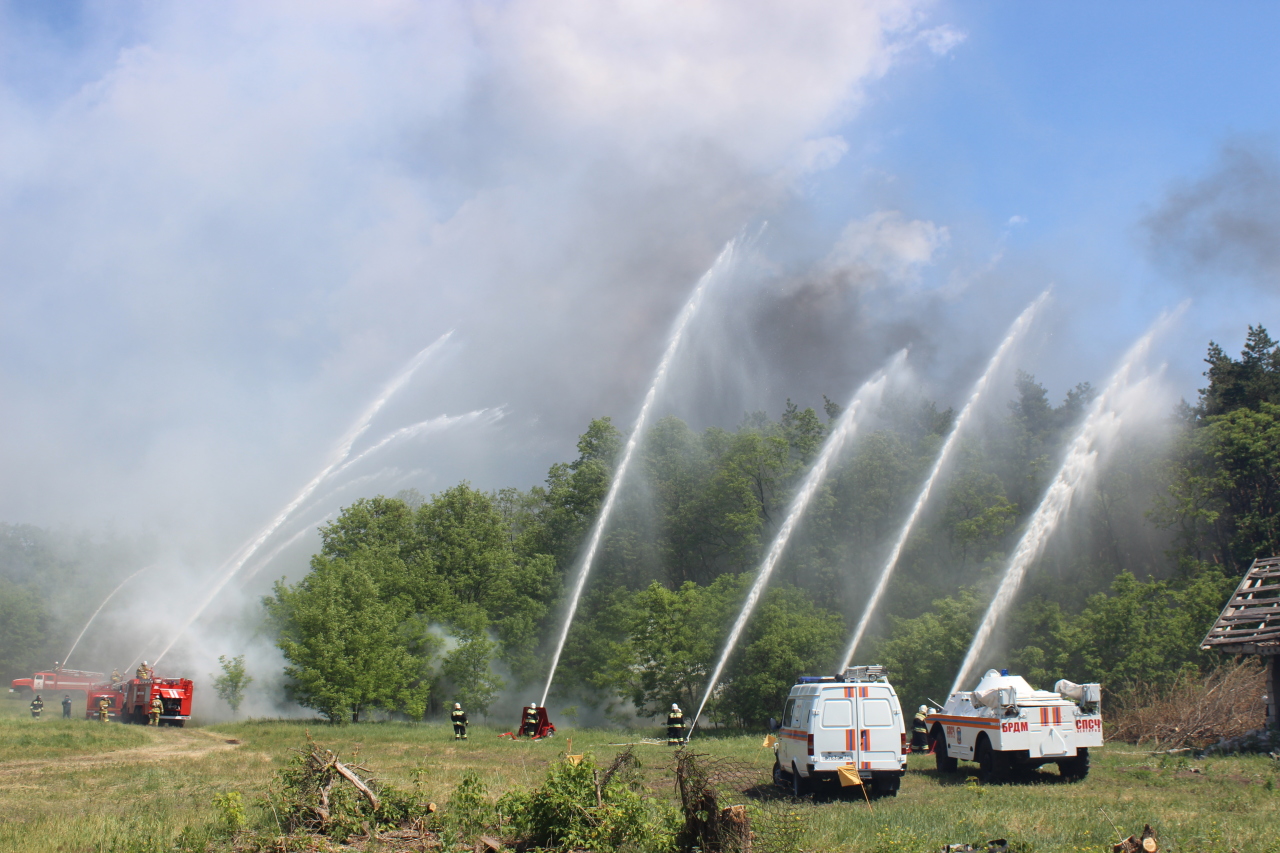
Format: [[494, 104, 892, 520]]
[[499, 752, 677, 853]]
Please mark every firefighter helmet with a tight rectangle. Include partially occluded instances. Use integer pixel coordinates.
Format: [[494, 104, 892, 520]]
[[672, 703, 680, 711], [454, 703, 461, 710], [919, 705, 927, 713]]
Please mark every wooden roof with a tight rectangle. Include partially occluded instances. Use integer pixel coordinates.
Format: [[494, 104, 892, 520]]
[[1201, 556, 1280, 655]]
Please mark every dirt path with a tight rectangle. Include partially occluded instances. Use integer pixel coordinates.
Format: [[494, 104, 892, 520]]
[[0, 727, 245, 777]]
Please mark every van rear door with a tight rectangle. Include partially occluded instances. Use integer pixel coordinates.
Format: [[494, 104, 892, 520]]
[[857, 687, 901, 768]]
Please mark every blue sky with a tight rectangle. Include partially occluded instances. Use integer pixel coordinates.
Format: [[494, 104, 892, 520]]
[[1, 0, 1277, 575]]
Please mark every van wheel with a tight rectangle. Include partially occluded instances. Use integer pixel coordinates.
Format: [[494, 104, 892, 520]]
[[773, 757, 788, 789], [1057, 748, 1089, 781], [932, 727, 958, 773], [872, 775, 900, 797], [791, 762, 808, 798]]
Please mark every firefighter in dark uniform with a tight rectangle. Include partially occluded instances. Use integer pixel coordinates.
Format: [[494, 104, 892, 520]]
[[667, 703, 685, 745], [451, 703, 468, 740], [149, 694, 163, 726], [30, 694, 44, 719], [98, 696, 111, 722], [522, 703, 540, 737], [62, 694, 72, 719], [912, 705, 929, 752]]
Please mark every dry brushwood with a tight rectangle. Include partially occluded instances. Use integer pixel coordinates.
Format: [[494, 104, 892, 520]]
[[280, 741, 381, 832], [674, 749, 755, 853], [1105, 660, 1265, 748], [1113, 824, 1158, 853], [672, 749, 804, 853]]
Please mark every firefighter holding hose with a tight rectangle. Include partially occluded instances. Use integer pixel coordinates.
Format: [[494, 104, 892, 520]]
[[667, 703, 685, 745], [136, 661, 152, 681], [522, 703, 540, 737], [912, 705, 929, 752], [451, 703, 468, 740], [98, 696, 111, 723], [111, 669, 122, 685], [30, 694, 44, 719], [149, 694, 163, 726]]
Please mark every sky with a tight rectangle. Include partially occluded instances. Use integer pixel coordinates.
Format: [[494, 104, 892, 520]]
[[2, 0, 1278, 617]]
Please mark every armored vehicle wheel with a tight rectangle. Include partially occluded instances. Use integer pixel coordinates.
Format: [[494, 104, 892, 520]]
[[975, 738, 1007, 783], [1057, 748, 1089, 781], [791, 762, 808, 798], [933, 729, 958, 773]]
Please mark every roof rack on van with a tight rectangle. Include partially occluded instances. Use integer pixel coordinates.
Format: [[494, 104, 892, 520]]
[[840, 665, 888, 682]]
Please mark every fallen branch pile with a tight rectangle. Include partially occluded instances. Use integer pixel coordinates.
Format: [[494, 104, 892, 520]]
[[1105, 660, 1265, 748]]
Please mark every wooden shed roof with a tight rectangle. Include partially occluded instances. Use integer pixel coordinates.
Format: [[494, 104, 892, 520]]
[[1201, 556, 1280, 655]]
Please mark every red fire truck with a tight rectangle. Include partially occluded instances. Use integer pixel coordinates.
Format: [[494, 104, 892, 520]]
[[10, 669, 105, 696], [85, 677, 194, 726]]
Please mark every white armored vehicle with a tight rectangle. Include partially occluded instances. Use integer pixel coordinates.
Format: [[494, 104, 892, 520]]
[[772, 665, 907, 796], [927, 668, 1102, 782]]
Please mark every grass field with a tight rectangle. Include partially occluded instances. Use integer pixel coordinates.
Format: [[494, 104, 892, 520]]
[[2, 691, 1279, 852]]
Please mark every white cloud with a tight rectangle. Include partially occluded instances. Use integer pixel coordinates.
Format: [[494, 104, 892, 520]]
[[827, 210, 950, 285]]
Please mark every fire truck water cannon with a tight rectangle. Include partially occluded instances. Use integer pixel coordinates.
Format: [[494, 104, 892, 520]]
[[927, 668, 1102, 783]]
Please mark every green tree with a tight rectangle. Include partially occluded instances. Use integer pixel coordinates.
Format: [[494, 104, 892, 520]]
[[266, 550, 428, 723], [441, 636, 504, 716], [212, 654, 253, 713], [719, 585, 844, 726], [870, 589, 985, 706], [0, 579, 48, 681]]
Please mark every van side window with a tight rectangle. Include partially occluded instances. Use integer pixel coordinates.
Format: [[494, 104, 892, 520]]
[[782, 698, 796, 728]]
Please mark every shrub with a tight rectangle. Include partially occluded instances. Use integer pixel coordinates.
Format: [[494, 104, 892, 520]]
[[499, 750, 677, 853]]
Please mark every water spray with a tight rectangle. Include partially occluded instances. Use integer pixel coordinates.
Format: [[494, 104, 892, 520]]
[[540, 238, 740, 707], [62, 564, 155, 670], [149, 331, 453, 666], [950, 307, 1184, 693], [688, 351, 905, 737], [839, 291, 1048, 670]]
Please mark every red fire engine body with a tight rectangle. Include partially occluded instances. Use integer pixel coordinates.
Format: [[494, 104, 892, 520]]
[[10, 669, 105, 696], [85, 677, 194, 726]]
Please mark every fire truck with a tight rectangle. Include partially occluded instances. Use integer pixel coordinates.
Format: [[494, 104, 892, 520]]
[[770, 665, 908, 797], [85, 677, 194, 726], [927, 668, 1101, 782], [10, 669, 105, 696]]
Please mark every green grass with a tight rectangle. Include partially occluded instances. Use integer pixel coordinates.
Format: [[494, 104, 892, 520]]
[[2, 689, 1279, 852]]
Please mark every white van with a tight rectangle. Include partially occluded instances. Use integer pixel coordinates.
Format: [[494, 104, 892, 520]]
[[772, 665, 907, 796]]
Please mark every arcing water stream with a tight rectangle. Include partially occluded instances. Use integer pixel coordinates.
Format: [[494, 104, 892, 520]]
[[61, 564, 155, 670], [838, 292, 1048, 670], [539, 239, 740, 707], [688, 351, 905, 737], [150, 331, 453, 666], [949, 308, 1182, 693]]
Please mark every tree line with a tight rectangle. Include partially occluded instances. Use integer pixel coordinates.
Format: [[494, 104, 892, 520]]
[[265, 326, 1280, 725], [4, 326, 1277, 726]]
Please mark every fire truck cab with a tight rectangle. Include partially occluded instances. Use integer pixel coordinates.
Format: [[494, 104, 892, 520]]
[[772, 665, 907, 797], [927, 669, 1101, 782]]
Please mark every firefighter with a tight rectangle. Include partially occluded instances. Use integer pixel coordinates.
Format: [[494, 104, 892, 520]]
[[111, 669, 122, 685], [30, 694, 44, 719], [137, 661, 152, 681], [98, 696, 111, 723], [62, 694, 72, 719], [149, 694, 163, 726], [912, 705, 929, 753], [451, 703, 468, 740], [667, 703, 685, 745], [522, 703, 540, 737]]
